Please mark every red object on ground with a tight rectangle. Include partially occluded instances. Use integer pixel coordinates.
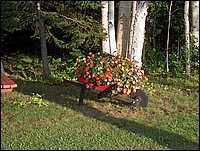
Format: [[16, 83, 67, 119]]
[[1, 72, 17, 93]]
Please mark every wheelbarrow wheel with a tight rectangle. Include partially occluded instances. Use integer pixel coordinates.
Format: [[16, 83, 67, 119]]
[[130, 89, 148, 107]]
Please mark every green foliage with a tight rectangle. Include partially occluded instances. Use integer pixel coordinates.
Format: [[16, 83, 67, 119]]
[[45, 55, 77, 85], [30, 93, 49, 107], [13, 93, 48, 108], [143, 42, 199, 78], [1, 53, 78, 84], [146, 1, 169, 51], [1, 53, 43, 80], [143, 48, 166, 77], [1, 1, 105, 58], [145, 1, 199, 77], [1, 1, 37, 38], [168, 53, 184, 76], [189, 36, 199, 71]]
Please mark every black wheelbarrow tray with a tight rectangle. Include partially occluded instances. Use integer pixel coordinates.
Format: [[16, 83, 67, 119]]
[[64, 77, 148, 107]]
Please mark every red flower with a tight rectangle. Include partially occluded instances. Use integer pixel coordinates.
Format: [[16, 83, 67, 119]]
[[105, 67, 111, 72], [75, 69, 79, 74], [89, 62, 93, 67]]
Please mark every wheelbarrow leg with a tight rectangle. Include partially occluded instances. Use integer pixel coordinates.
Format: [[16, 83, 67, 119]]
[[79, 85, 86, 104], [97, 91, 104, 99]]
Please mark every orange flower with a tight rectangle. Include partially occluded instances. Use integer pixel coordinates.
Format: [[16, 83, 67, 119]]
[[102, 77, 107, 82], [105, 67, 111, 71], [104, 72, 112, 78], [132, 86, 136, 93]]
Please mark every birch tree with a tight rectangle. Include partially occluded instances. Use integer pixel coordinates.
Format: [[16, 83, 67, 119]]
[[37, 1, 51, 78], [191, 1, 199, 51], [166, 1, 173, 73], [131, 1, 148, 68], [127, 1, 137, 58], [108, 1, 117, 54], [101, 1, 110, 53], [184, 1, 190, 76], [116, 1, 132, 56]]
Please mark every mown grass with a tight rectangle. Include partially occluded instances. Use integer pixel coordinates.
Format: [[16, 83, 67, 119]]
[[1, 75, 199, 150]]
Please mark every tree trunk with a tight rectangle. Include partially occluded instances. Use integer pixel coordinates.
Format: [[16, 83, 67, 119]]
[[127, 1, 137, 58], [152, 17, 156, 50], [131, 1, 148, 68], [37, 1, 50, 79], [108, 1, 117, 54], [166, 1, 173, 73], [116, 1, 132, 56], [191, 1, 199, 51], [101, 1, 110, 54], [184, 1, 190, 76]]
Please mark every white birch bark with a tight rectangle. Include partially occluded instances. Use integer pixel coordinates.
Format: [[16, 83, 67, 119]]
[[131, 1, 148, 68], [191, 1, 199, 51], [108, 1, 116, 54], [116, 1, 132, 56], [37, 1, 50, 78], [166, 1, 173, 73], [184, 1, 190, 76], [101, 1, 110, 54], [127, 1, 137, 58]]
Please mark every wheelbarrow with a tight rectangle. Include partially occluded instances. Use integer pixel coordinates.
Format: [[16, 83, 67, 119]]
[[64, 76, 148, 107]]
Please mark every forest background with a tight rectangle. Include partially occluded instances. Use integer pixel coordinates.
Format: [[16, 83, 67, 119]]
[[1, 1, 199, 81]]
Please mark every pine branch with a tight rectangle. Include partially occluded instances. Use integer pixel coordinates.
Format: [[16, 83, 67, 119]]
[[41, 11, 92, 31]]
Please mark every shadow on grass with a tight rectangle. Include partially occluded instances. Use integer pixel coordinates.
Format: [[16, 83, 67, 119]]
[[14, 79, 199, 150]]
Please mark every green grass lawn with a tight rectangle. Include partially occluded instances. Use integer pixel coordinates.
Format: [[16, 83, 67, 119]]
[[1, 76, 199, 150]]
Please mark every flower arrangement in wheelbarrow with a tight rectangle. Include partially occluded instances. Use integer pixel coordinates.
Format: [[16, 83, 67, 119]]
[[75, 52, 148, 96]]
